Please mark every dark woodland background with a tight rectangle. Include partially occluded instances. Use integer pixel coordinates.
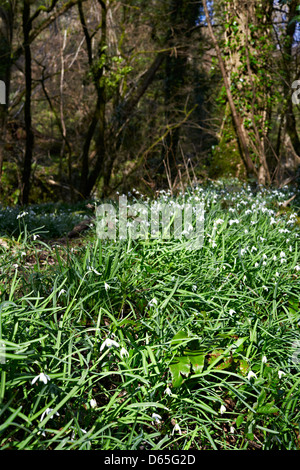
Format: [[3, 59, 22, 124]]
[[0, 0, 300, 206]]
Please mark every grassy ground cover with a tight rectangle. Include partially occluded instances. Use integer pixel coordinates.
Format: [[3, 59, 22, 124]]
[[0, 180, 300, 450]]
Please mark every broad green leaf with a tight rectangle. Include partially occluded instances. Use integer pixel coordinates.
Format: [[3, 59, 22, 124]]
[[188, 352, 205, 374], [171, 331, 189, 348], [169, 356, 190, 388]]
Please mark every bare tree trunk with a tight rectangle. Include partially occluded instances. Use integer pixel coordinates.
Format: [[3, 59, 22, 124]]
[[0, 0, 15, 183], [283, 0, 300, 157], [78, 0, 107, 199], [21, 0, 34, 205], [244, 12, 271, 185], [202, 0, 256, 179]]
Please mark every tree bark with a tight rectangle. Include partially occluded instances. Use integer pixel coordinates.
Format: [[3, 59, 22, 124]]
[[283, 0, 300, 157], [21, 0, 34, 205], [78, 0, 107, 199], [0, 0, 15, 183], [202, 0, 256, 179]]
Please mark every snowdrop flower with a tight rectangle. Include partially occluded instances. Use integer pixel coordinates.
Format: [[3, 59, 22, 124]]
[[172, 423, 182, 435], [251, 246, 257, 252], [100, 338, 120, 351], [278, 370, 286, 379], [148, 298, 158, 307], [104, 282, 110, 291], [255, 262, 259, 268], [31, 372, 50, 385], [164, 387, 172, 396], [220, 404, 226, 415], [215, 218, 224, 225], [40, 408, 59, 422], [273, 255, 277, 261], [229, 219, 239, 225], [240, 248, 247, 256], [90, 399, 97, 408], [247, 370, 257, 381], [88, 266, 101, 275], [295, 265, 300, 272], [275, 272, 280, 277], [120, 346, 129, 358], [229, 309, 236, 316], [192, 285, 197, 292], [58, 289, 66, 297], [262, 355, 268, 364], [70, 428, 87, 440], [280, 251, 286, 258], [152, 413, 162, 424], [230, 426, 235, 434], [17, 211, 28, 219], [33, 234, 40, 241]]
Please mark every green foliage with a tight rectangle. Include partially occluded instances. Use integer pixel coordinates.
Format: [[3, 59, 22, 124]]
[[219, 0, 282, 168], [88, 47, 133, 96], [0, 181, 300, 449]]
